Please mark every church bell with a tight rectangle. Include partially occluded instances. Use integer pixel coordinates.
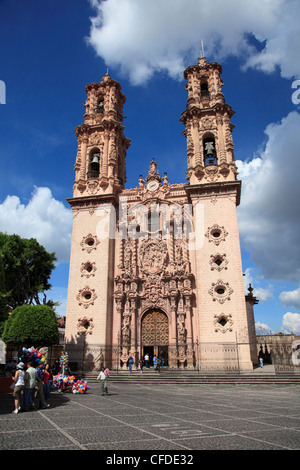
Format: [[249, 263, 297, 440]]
[[91, 154, 100, 169]]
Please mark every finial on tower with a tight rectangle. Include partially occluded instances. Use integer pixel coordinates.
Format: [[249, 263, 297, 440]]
[[197, 39, 207, 66], [200, 38, 205, 58]]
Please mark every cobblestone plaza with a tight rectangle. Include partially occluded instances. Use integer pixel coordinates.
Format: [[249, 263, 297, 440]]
[[1, 378, 300, 452]]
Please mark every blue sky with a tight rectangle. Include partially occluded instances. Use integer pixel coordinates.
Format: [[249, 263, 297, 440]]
[[0, 0, 300, 334]]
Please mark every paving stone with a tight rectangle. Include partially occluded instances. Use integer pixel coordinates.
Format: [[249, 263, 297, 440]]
[[1, 381, 300, 451]]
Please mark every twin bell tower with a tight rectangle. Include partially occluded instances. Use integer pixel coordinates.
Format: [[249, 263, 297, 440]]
[[64, 57, 257, 372]]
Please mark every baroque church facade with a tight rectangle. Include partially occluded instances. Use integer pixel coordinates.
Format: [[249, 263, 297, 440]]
[[64, 57, 258, 371]]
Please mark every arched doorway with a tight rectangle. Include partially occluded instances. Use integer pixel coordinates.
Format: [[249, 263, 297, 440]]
[[141, 309, 169, 366]]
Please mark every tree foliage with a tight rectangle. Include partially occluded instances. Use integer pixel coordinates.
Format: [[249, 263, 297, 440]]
[[0, 232, 57, 311], [2, 304, 59, 346], [0, 253, 10, 334]]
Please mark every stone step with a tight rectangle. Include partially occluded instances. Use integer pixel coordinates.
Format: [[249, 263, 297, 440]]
[[79, 368, 300, 385]]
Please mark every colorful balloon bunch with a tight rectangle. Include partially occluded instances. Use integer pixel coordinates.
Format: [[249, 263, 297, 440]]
[[20, 346, 47, 365], [53, 374, 76, 391], [59, 353, 69, 369], [72, 380, 89, 394]]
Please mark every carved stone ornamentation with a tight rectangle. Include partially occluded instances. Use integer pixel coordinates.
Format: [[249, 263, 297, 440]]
[[77, 317, 94, 335], [86, 180, 100, 195], [209, 253, 228, 271], [205, 224, 228, 245], [80, 234, 100, 253], [80, 261, 97, 277], [204, 165, 219, 182], [214, 313, 233, 333], [139, 239, 168, 276], [209, 280, 233, 304], [76, 286, 97, 308]]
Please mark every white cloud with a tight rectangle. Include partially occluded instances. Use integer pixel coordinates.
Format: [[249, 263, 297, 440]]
[[0, 187, 72, 264], [87, 0, 299, 84], [237, 111, 300, 284], [255, 321, 275, 335], [243, 267, 273, 301], [244, 0, 300, 79], [280, 286, 300, 310], [281, 312, 300, 335]]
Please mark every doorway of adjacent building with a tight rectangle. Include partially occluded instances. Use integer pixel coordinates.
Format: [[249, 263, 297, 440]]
[[141, 309, 169, 366]]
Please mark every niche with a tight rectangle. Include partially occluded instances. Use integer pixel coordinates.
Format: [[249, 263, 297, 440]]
[[87, 149, 100, 179], [203, 136, 217, 166]]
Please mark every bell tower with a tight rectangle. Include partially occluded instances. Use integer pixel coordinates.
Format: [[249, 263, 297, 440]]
[[65, 72, 130, 368], [180, 57, 238, 185], [73, 72, 130, 197], [180, 56, 256, 371]]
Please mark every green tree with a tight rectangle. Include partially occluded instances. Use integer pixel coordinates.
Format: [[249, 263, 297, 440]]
[[2, 304, 59, 346], [0, 232, 57, 310], [0, 253, 10, 334]]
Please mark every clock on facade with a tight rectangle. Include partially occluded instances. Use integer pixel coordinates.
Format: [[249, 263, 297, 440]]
[[147, 180, 159, 191]]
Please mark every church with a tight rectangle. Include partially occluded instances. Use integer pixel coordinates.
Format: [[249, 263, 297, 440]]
[[64, 56, 258, 372]]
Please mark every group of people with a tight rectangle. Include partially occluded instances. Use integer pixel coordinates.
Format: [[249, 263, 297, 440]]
[[9, 360, 54, 414], [129, 354, 164, 373]]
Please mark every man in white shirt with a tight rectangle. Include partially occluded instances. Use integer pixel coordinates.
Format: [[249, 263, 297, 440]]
[[97, 367, 108, 395]]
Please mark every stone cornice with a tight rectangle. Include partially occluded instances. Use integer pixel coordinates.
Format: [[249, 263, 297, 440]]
[[184, 180, 241, 206], [66, 193, 118, 210], [180, 101, 235, 124]]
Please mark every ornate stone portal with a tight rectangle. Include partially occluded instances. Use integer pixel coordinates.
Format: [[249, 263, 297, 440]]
[[114, 169, 195, 368], [64, 59, 257, 372]]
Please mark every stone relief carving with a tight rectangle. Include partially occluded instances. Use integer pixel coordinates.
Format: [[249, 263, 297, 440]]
[[209, 280, 233, 304], [139, 239, 168, 275], [86, 180, 100, 195], [204, 166, 219, 182], [205, 224, 228, 245], [77, 317, 94, 335], [80, 261, 97, 278], [76, 286, 97, 309], [80, 234, 100, 253], [214, 313, 233, 333], [209, 253, 228, 271]]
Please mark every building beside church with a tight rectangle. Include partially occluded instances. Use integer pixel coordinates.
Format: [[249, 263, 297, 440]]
[[64, 57, 257, 371]]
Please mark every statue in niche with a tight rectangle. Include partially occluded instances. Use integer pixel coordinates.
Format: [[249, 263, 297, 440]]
[[122, 311, 131, 345], [138, 175, 145, 188]]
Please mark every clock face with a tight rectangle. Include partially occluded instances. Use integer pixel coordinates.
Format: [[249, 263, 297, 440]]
[[147, 180, 159, 191]]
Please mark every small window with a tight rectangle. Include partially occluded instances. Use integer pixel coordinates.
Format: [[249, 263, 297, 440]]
[[218, 317, 227, 327], [85, 237, 95, 247], [210, 253, 228, 271], [81, 261, 97, 278]]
